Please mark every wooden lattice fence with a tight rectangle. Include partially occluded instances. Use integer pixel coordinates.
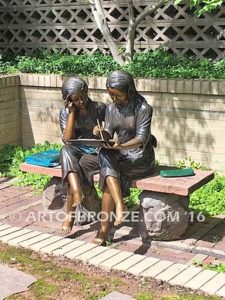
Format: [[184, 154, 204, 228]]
[[0, 0, 224, 59]]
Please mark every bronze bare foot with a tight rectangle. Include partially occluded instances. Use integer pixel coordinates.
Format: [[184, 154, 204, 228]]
[[92, 229, 108, 246], [114, 202, 126, 226], [60, 212, 74, 236]]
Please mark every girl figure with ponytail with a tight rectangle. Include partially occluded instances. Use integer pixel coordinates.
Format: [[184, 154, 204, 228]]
[[93, 70, 156, 245]]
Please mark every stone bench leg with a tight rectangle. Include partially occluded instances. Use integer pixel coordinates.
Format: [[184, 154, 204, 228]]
[[42, 177, 67, 210], [138, 191, 190, 241]]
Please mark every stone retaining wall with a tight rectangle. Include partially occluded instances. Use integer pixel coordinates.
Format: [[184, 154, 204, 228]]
[[2, 74, 225, 173], [0, 75, 21, 147]]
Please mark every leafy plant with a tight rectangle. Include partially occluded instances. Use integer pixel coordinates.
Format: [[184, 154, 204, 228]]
[[193, 260, 225, 274], [136, 292, 153, 300], [0, 50, 225, 79], [205, 263, 225, 273], [14, 51, 120, 76], [95, 184, 141, 209], [176, 156, 208, 170], [124, 188, 142, 209], [0, 141, 62, 190], [176, 157, 225, 215], [190, 175, 225, 215], [175, 0, 223, 15]]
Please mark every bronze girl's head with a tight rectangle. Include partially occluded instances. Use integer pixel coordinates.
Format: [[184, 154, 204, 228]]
[[62, 77, 88, 110], [106, 70, 136, 107]]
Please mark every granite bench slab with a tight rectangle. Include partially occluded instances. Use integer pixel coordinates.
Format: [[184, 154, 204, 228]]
[[20, 163, 214, 197]]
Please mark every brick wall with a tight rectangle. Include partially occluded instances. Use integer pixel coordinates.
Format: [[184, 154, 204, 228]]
[[0, 75, 21, 147], [8, 74, 225, 173], [20, 74, 63, 147]]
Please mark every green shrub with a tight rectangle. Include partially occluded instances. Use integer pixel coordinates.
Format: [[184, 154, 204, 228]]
[[176, 157, 225, 215], [190, 175, 225, 215], [1, 50, 225, 79], [177, 156, 208, 170], [193, 260, 225, 274], [2, 51, 120, 76], [124, 50, 225, 79], [0, 142, 61, 190], [205, 263, 225, 273]]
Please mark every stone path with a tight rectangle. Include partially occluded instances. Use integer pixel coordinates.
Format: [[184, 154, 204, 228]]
[[0, 263, 36, 299], [100, 291, 135, 300], [0, 180, 225, 298]]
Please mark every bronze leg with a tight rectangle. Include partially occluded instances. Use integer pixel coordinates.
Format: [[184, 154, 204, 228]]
[[60, 172, 83, 235], [68, 172, 82, 207], [92, 186, 115, 245], [105, 176, 126, 226], [60, 184, 76, 235]]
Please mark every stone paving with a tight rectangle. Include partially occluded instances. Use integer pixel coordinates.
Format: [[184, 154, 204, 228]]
[[0, 179, 225, 298], [0, 263, 36, 299]]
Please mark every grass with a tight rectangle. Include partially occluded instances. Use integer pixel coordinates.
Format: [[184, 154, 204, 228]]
[[161, 296, 220, 300], [0, 243, 221, 300], [0, 245, 101, 299], [193, 260, 225, 274]]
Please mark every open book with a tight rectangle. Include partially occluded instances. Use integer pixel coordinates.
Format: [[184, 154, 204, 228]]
[[67, 138, 115, 147]]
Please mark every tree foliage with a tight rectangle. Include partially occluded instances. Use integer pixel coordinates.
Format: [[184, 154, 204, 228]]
[[175, 0, 224, 15], [89, 0, 224, 65]]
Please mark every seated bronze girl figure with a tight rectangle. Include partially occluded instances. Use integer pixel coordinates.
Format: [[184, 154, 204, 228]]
[[59, 77, 106, 235], [93, 70, 156, 245]]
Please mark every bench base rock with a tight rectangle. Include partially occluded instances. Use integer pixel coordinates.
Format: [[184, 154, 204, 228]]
[[139, 191, 189, 241], [42, 177, 67, 210]]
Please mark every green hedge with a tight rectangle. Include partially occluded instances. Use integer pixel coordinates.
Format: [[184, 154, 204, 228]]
[[0, 142, 61, 191], [0, 50, 225, 79]]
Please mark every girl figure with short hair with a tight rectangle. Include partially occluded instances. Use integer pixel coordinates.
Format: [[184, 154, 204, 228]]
[[59, 77, 106, 235]]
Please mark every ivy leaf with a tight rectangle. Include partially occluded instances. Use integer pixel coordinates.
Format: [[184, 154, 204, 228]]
[[174, 0, 183, 4]]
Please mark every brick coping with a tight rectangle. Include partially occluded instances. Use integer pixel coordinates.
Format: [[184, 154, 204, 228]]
[[1, 74, 225, 96], [0, 222, 225, 297], [20, 163, 214, 197]]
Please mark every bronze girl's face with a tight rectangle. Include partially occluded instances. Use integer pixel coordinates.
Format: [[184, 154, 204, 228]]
[[69, 91, 88, 110], [107, 87, 129, 107]]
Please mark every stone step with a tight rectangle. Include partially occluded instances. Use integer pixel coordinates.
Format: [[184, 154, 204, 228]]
[[40, 238, 74, 254], [19, 233, 52, 248], [52, 240, 85, 256], [99, 251, 133, 271], [127, 257, 160, 276], [29, 235, 63, 252], [141, 260, 174, 277], [169, 266, 202, 286], [75, 245, 108, 262], [65, 243, 98, 259], [0, 228, 32, 243], [113, 254, 145, 271], [184, 269, 217, 290], [8, 231, 42, 247], [88, 248, 122, 267], [200, 272, 225, 295], [155, 263, 188, 281]]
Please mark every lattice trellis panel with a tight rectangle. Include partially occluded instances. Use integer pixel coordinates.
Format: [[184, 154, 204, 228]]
[[0, 0, 224, 59]]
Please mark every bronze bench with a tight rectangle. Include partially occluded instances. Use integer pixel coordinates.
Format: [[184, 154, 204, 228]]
[[20, 162, 214, 241]]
